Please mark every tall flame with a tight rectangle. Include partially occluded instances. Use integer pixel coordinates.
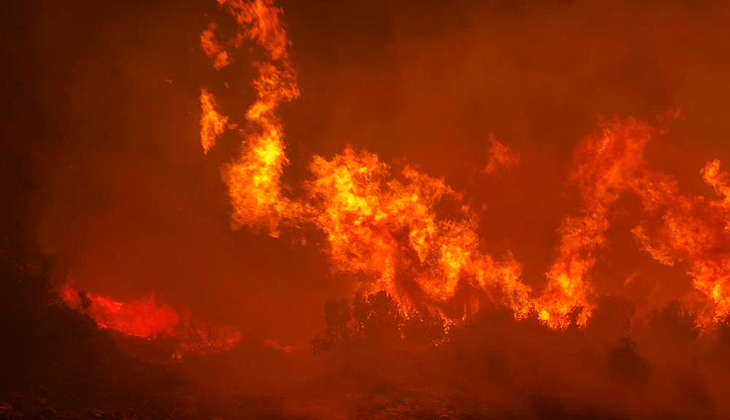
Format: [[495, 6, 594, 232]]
[[199, 88, 230, 154], [199, 0, 730, 329], [199, 0, 534, 321], [542, 117, 730, 327], [631, 160, 730, 325], [537, 119, 651, 327], [201, 0, 300, 236]]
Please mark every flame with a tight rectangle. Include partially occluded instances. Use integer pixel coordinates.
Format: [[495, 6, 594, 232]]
[[199, 88, 230, 154], [222, 60, 301, 236], [200, 23, 230, 70], [218, 0, 291, 62], [201, 0, 300, 236], [60, 280, 241, 357], [306, 147, 532, 316], [540, 117, 730, 327], [484, 133, 520, 175], [537, 119, 651, 327], [702, 159, 730, 232], [198, 0, 730, 330], [630, 160, 730, 325], [198, 0, 534, 320]]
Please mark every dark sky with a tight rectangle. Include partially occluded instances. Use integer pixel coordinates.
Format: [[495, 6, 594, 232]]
[[2, 0, 730, 345]]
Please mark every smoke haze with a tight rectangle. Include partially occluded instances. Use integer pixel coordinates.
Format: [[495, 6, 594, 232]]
[[2, 0, 730, 419]]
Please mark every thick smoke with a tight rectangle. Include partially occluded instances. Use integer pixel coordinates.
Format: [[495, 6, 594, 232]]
[[3, 0, 730, 419]]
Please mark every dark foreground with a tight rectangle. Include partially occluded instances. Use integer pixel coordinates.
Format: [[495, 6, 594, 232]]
[[3, 255, 730, 420]]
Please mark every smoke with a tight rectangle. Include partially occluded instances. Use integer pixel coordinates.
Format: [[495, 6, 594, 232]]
[[8, 0, 726, 344], [3, 0, 730, 418]]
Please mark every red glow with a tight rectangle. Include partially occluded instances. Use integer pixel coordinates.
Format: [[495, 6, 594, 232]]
[[60, 280, 241, 357]]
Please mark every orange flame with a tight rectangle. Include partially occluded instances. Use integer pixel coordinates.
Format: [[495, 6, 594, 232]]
[[306, 147, 532, 316], [541, 117, 730, 327], [484, 133, 520, 175], [702, 159, 730, 232], [200, 23, 230, 70], [199, 88, 230, 154], [537, 118, 652, 327], [199, 0, 533, 320], [198, 0, 730, 330], [201, 0, 300, 236], [630, 160, 730, 325]]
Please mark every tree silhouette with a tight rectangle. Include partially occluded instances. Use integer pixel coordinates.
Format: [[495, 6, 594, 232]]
[[311, 299, 351, 354], [403, 309, 444, 345], [608, 333, 651, 387], [353, 291, 403, 346], [716, 312, 730, 348], [649, 300, 698, 344]]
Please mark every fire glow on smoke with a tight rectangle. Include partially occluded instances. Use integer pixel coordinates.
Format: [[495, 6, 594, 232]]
[[61, 0, 730, 355]]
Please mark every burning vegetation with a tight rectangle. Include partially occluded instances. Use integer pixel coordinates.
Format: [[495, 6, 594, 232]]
[[3, 0, 730, 419]]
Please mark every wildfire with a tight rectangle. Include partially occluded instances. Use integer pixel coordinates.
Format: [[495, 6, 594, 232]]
[[199, 88, 230, 154], [538, 117, 730, 327], [200, 23, 229, 70], [197, 0, 730, 330], [198, 0, 533, 321], [631, 159, 730, 325], [60, 281, 241, 358], [537, 119, 652, 327], [200, 0, 301, 236], [305, 147, 532, 316], [702, 159, 730, 232]]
